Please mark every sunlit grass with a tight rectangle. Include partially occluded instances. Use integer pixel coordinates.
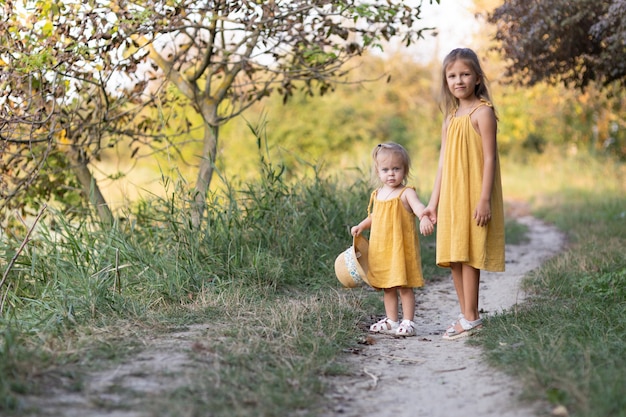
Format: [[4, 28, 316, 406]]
[[500, 148, 626, 200]]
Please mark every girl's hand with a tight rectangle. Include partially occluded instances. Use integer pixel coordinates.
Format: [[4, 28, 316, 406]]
[[351, 218, 371, 236], [422, 206, 437, 224], [419, 217, 434, 236], [474, 200, 492, 227]]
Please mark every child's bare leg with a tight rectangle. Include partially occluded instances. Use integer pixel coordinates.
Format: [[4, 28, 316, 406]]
[[398, 287, 415, 321], [462, 264, 481, 321], [383, 288, 399, 322], [450, 262, 465, 315]]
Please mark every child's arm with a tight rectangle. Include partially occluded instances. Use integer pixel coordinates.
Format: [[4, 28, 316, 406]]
[[403, 188, 434, 236], [351, 217, 372, 236]]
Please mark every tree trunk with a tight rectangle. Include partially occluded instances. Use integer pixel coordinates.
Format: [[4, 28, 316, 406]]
[[191, 122, 219, 228], [69, 150, 113, 226]]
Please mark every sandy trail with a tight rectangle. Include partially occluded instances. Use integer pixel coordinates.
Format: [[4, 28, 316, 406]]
[[321, 216, 565, 417]]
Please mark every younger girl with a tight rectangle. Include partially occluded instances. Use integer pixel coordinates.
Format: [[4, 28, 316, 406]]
[[423, 48, 505, 340], [351, 142, 434, 337]]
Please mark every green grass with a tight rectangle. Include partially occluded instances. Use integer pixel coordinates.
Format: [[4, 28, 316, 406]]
[[1, 140, 624, 416], [0, 150, 415, 416], [476, 190, 626, 417], [504, 216, 530, 245]]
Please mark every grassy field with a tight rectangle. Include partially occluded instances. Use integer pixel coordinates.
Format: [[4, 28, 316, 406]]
[[0, 147, 624, 416]]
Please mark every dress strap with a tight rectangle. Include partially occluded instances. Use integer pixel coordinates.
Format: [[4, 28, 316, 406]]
[[468, 99, 493, 116], [369, 187, 410, 214], [367, 191, 376, 217]]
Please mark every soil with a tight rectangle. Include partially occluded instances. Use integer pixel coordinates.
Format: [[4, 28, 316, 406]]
[[15, 215, 565, 417]]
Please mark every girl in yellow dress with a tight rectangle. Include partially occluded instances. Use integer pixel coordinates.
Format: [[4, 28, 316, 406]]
[[351, 142, 434, 337], [423, 48, 505, 340]]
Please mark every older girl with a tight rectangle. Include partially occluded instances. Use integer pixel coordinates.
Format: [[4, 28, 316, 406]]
[[423, 48, 505, 340]]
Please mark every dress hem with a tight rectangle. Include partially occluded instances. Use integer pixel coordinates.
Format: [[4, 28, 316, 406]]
[[436, 261, 505, 272]]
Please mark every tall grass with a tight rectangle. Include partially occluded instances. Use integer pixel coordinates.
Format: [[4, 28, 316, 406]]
[[0, 134, 438, 415]]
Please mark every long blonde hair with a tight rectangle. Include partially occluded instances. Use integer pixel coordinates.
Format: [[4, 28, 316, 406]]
[[439, 48, 497, 119]]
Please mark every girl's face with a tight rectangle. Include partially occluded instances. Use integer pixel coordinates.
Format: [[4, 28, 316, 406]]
[[376, 152, 406, 188], [445, 59, 480, 101]]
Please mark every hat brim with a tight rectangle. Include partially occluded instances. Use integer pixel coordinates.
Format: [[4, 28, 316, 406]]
[[334, 235, 371, 288]]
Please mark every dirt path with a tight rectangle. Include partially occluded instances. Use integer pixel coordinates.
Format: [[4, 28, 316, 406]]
[[320, 216, 565, 417], [17, 216, 564, 417]]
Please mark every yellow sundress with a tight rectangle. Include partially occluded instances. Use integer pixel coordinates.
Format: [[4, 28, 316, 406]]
[[366, 187, 424, 289], [436, 101, 505, 272]]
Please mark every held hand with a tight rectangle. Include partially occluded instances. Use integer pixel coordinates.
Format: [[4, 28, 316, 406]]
[[422, 206, 437, 224], [419, 217, 434, 236], [351, 225, 360, 236], [473, 200, 492, 227]]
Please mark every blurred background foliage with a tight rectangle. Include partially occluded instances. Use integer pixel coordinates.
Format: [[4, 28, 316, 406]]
[[93, 49, 625, 212], [1, 0, 624, 219]]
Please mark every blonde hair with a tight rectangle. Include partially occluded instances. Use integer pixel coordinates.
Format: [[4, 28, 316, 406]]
[[370, 142, 412, 187], [439, 48, 497, 119]]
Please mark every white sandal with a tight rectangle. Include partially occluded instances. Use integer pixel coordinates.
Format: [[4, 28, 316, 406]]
[[369, 318, 399, 334], [447, 313, 464, 332], [443, 317, 483, 340], [395, 319, 416, 337]]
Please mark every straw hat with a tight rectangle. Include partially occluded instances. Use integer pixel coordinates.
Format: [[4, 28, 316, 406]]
[[334, 234, 371, 288]]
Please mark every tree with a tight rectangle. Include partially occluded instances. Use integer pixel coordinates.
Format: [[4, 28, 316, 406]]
[[1, 2, 125, 223], [110, 0, 440, 225], [0, 0, 189, 224], [1, 0, 439, 226], [488, 0, 626, 90]]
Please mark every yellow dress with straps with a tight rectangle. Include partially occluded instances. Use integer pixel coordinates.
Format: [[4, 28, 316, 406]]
[[366, 187, 424, 289], [436, 100, 505, 271]]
